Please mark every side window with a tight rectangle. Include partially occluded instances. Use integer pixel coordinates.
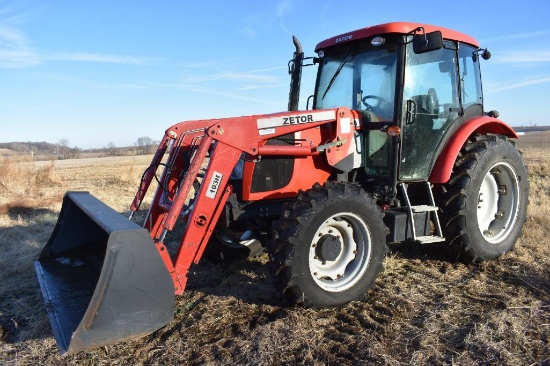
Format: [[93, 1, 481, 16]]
[[403, 41, 459, 128], [459, 44, 483, 108]]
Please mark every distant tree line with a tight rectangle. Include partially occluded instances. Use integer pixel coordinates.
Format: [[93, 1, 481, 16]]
[[0, 140, 80, 159], [514, 125, 550, 133], [0, 136, 159, 160], [3, 125, 547, 160]]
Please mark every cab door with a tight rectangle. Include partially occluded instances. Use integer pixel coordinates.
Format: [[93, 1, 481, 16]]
[[399, 40, 460, 180]]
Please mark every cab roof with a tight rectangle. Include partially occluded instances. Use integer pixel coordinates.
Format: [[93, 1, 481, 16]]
[[315, 22, 479, 51]]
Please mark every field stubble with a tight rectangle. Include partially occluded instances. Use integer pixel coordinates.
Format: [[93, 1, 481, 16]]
[[0, 139, 548, 365]]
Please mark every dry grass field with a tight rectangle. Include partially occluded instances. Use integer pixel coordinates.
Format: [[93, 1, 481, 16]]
[[0, 132, 548, 365]]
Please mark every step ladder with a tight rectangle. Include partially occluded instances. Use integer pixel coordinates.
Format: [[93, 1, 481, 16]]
[[398, 182, 445, 244]]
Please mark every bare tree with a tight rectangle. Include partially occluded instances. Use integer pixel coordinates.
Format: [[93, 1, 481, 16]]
[[135, 136, 155, 155], [58, 138, 70, 159], [106, 142, 118, 156]]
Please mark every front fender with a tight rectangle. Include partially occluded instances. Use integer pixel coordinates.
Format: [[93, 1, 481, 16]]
[[429, 116, 518, 184]]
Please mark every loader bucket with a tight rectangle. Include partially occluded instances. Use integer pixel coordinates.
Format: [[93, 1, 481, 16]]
[[35, 192, 175, 355]]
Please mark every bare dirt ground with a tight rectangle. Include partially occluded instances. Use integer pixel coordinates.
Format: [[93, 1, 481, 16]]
[[0, 133, 548, 365]]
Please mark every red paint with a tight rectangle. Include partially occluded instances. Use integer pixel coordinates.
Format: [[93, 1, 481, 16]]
[[429, 116, 518, 184], [316, 22, 479, 51], [132, 108, 359, 294]]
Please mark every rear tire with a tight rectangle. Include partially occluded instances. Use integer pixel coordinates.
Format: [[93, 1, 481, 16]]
[[268, 182, 387, 308], [439, 134, 529, 262]]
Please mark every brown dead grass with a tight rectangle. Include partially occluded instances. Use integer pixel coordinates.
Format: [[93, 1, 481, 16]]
[[0, 139, 548, 365]]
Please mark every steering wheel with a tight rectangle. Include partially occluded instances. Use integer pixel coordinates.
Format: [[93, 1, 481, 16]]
[[362, 95, 388, 110]]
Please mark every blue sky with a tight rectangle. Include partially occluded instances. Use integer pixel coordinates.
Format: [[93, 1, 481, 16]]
[[1, 0, 549, 149]]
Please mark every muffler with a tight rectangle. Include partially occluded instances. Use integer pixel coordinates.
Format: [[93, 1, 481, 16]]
[[35, 192, 174, 354]]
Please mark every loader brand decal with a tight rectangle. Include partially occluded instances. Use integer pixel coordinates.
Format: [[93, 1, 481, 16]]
[[256, 110, 336, 130], [206, 171, 223, 199], [259, 127, 276, 136]]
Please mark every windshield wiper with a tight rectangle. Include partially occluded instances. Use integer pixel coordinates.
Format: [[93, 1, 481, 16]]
[[321, 47, 352, 100]]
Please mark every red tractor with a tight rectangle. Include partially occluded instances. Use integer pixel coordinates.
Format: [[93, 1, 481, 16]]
[[35, 22, 529, 354]]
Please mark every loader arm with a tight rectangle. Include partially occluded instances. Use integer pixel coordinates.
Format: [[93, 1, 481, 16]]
[[131, 107, 359, 295]]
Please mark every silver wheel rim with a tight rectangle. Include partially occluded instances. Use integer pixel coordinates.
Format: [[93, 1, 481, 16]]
[[309, 212, 372, 292], [477, 162, 520, 244], [215, 229, 257, 249]]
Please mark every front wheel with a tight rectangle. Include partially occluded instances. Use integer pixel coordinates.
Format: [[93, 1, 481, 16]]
[[439, 134, 529, 262], [268, 182, 387, 308]]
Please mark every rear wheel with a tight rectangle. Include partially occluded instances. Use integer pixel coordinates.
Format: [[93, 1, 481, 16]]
[[268, 182, 387, 307], [439, 134, 529, 262]]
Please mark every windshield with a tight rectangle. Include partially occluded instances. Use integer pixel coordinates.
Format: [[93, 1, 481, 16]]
[[314, 42, 398, 121]]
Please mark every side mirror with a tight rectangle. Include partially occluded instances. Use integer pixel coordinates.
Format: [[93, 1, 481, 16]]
[[413, 31, 443, 54]]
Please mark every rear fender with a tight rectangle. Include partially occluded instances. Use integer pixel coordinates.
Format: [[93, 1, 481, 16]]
[[429, 116, 518, 184]]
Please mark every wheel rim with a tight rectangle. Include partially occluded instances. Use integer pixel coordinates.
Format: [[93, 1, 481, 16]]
[[309, 212, 372, 292], [477, 162, 520, 244], [215, 229, 257, 249]]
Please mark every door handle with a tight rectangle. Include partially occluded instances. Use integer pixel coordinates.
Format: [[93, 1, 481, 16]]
[[406, 99, 417, 125]]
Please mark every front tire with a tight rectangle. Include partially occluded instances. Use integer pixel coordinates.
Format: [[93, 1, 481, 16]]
[[268, 182, 387, 308], [439, 134, 529, 262]]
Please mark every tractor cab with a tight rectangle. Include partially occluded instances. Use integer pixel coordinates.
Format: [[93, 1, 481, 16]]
[[310, 23, 485, 193]]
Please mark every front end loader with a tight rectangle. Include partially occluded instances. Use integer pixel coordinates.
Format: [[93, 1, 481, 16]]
[[36, 22, 529, 354], [36, 107, 361, 354]]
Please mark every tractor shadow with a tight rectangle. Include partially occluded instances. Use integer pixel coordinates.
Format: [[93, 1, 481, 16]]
[[184, 241, 458, 308], [185, 254, 285, 307], [185, 240, 467, 308], [0, 205, 60, 345], [387, 240, 461, 262]]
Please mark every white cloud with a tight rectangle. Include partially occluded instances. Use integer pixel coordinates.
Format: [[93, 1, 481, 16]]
[[0, 2, 42, 68], [239, 14, 263, 39], [35, 72, 156, 90], [485, 76, 550, 93], [237, 82, 288, 91], [480, 30, 550, 44], [0, 6, 146, 68], [0, 26, 39, 67], [43, 52, 146, 65], [0, 24, 147, 68], [240, 24, 256, 38], [240, 0, 294, 38], [492, 51, 550, 64], [276, 0, 292, 36], [182, 66, 286, 84], [180, 84, 282, 106], [318, 1, 334, 28], [276, 0, 292, 18]]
